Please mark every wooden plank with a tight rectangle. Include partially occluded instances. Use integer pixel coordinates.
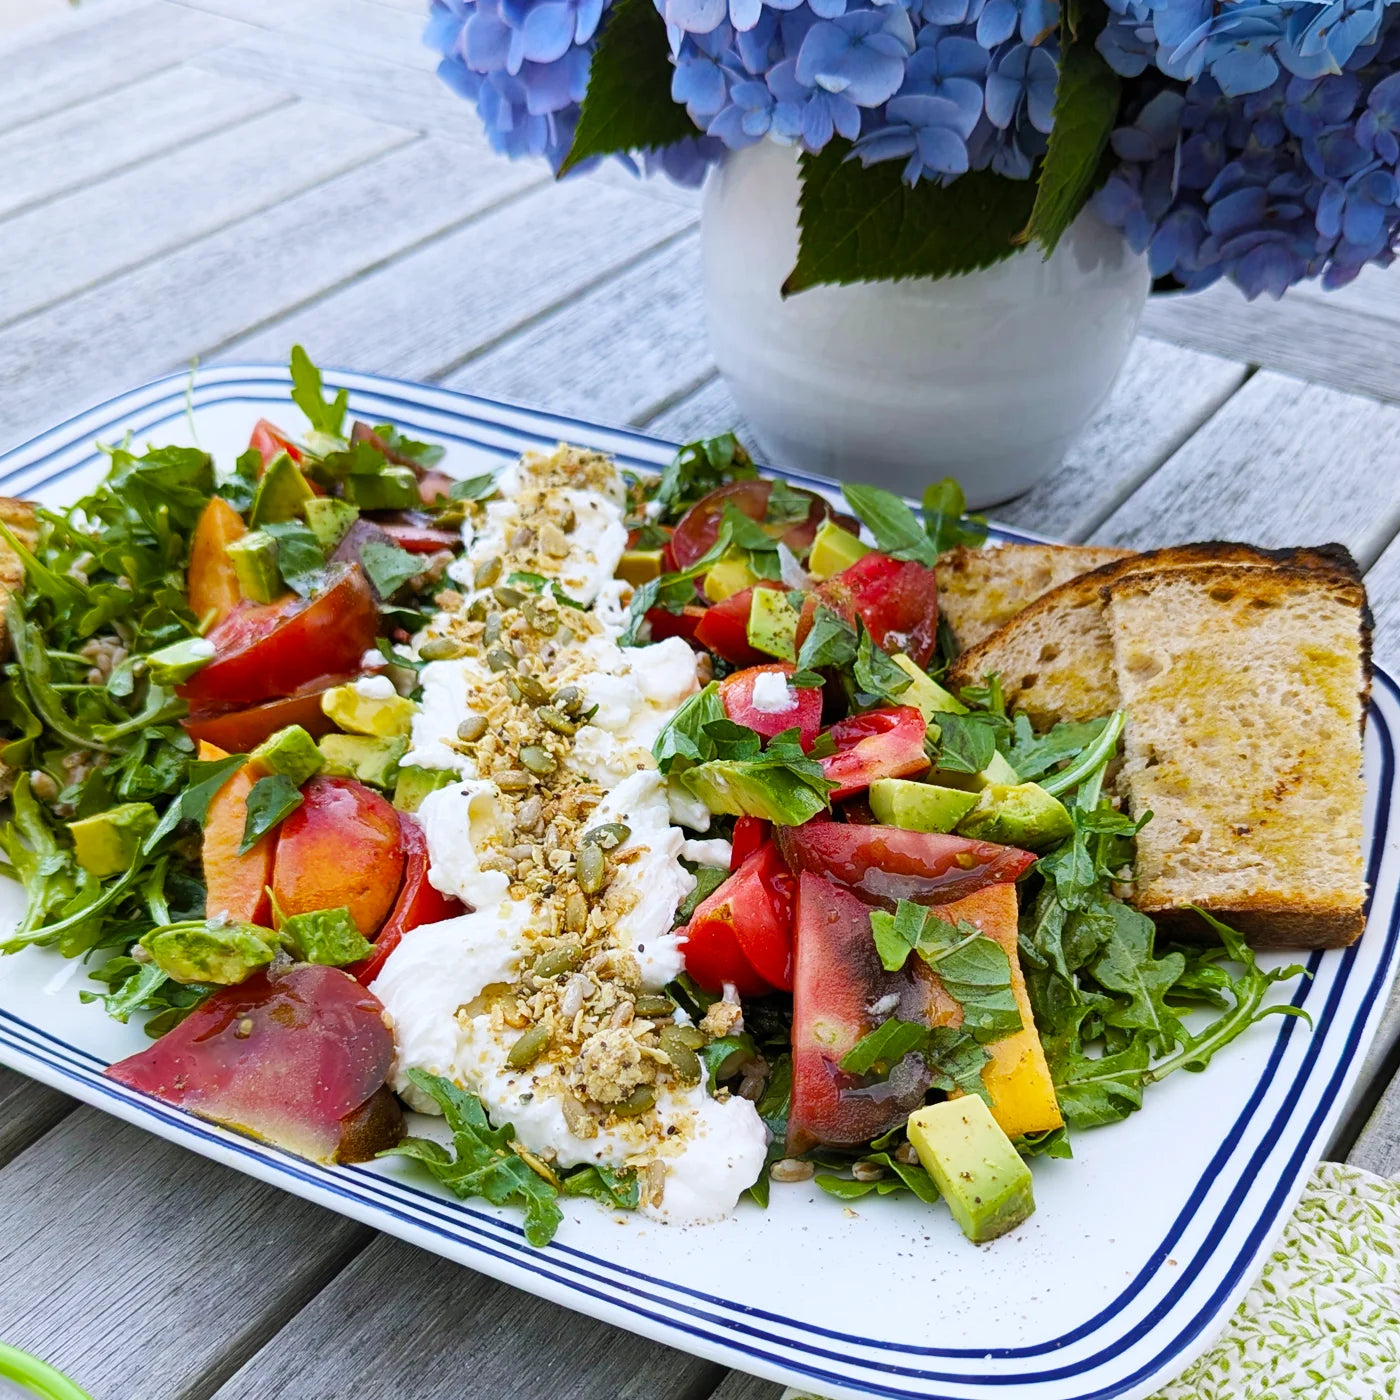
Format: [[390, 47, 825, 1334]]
[[193, 27, 490, 141], [990, 338, 1250, 543], [0, 1069, 70, 1169], [0, 0, 146, 54], [0, 3, 251, 135], [1143, 282, 1400, 406], [0, 101, 412, 331], [706, 1372, 786, 1400], [172, 0, 437, 71], [226, 177, 697, 383], [0, 137, 545, 454], [1362, 530, 1400, 676], [641, 373, 752, 446], [446, 233, 711, 426], [0, 66, 286, 222], [1344, 1046, 1400, 1176], [209, 1235, 724, 1400], [1087, 371, 1400, 568], [0, 1109, 369, 1400]]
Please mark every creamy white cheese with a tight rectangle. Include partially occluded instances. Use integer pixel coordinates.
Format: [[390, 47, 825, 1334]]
[[749, 670, 799, 714], [415, 779, 512, 909], [682, 838, 733, 869], [353, 674, 397, 701]]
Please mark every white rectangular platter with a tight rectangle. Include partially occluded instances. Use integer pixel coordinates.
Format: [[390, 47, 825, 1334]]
[[1, 364, 1397, 1400]]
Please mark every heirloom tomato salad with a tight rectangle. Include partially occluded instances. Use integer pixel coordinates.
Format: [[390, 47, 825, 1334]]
[[0, 350, 1303, 1246]]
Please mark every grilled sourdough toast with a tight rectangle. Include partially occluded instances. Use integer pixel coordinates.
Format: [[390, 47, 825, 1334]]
[[1107, 556, 1370, 949], [935, 543, 1133, 651], [945, 542, 1355, 725], [0, 498, 35, 655]]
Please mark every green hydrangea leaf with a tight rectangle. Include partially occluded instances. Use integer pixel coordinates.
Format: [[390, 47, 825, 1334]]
[[785, 143, 1039, 294], [558, 0, 697, 174], [1023, 38, 1121, 256]]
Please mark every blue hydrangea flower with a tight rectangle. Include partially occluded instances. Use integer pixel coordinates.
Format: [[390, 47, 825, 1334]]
[[794, 7, 917, 107], [985, 39, 1056, 130]]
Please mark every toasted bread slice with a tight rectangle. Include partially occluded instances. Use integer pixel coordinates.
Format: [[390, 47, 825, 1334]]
[[946, 542, 1355, 726], [0, 498, 35, 655], [936, 543, 1133, 651], [1108, 555, 1370, 949]]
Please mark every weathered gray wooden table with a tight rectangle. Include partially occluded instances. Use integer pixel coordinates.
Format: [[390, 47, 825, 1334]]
[[3, 2, 1400, 1396]]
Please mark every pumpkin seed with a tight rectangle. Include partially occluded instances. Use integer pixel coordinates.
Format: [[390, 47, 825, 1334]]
[[538, 706, 577, 736], [505, 678, 522, 704], [582, 822, 629, 851], [658, 1028, 702, 1084], [563, 891, 588, 932], [467, 597, 489, 622], [482, 613, 502, 644], [519, 745, 557, 775], [534, 944, 582, 978], [493, 584, 525, 609], [419, 637, 468, 661], [473, 556, 503, 589], [552, 685, 584, 715], [516, 673, 549, 704], [456, 715, 488, 742], [610, 1085, 655, 1117], [576, 844, 607, 894], [487, 648, 516, 672], [633, 994, 674, 1018], [664, 1024, 705, 1050], [505, 1022, 551, 1070]]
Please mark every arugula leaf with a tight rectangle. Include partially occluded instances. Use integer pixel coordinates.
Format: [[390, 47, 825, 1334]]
[[653, 432, 756, 522], [1016, 1126, 1073, 1159], [920, 478, 988, 556], [80, 955, 213, 1033], [841, 483, 938, 567], [239, 774, 304, 854], [181, 754, 249, 827], [383, 1070, 563, 1247], [1004, 713, 1108, 782], [840, 1017, 931, 1076], [559, 1163, 641, 1210], [869, 902, 1020, 1041], [279, 907, 373, 966], [448, 472, 500, 501], [289, 344, 348, 437], [360, 538, 422, 599], [260, 520, 326, 598], [1088, 902, 1186, 1057]]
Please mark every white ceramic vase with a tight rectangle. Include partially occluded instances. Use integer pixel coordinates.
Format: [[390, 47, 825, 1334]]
[[700, 140, 1152, 509]]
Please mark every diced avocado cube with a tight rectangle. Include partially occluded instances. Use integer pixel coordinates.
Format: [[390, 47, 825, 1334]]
[[303, 496, 359, 553], [956, 782, 1074, 851], [935, 749, 1021, 793], [680, 759, 827, 826], [248, 452, 315, 527], [807, 518, 870, 580], [344, 466, 420, 511], [140, 920, 279, 986], [320, 682, 417, 738], [278, 906, 373, 966], [227, 529, 281, 604], [891, 653, 968, 718], [68, 802, 159, 878], [747, 586, 800, 662], [392, 764, 457, 813], [146, 635, 216, 686], [907, 1096, 1035, 1243], [617, 549, 665, 586], [319, 733, 408, 789], [250, 724, 325, 787], [702, 549, 760, 604], [869, 778, 979, 833]]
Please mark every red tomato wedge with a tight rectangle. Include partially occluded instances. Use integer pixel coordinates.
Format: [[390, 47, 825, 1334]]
[[377, 519, 461, 554], [692, 585, 782, 667], [670, 480, 857, 571], [106, 964, 395, 1164], [248, 419, 304, 465], [181, 673, 357, 752], [646, 604, 706, 645], [720, 664, 823, 749], [350, 818, 465, 986], [730, 816, 770, 872], [777, 820, 1036, 910], [177, 564, 378, 710], [788, 872, 942, 1152], [679, 843, 798, 996], [798, 552, 940, 669], [272, 776, 406, 938], [819, 705, 930, 801]]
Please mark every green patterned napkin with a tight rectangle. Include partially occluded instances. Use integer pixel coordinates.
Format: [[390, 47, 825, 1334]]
[[780, 1161, 1400, 1400]]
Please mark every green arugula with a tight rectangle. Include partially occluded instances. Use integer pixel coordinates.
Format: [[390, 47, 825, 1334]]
[[869, 903, 1022, 1042], [1004, 712, 1108, 782], [80, 955, 214, 1036], [370, 423, 445, 469], [239, 774, 304, 854], [290, 343, 348, 437], [674, 862, 728, 924], [921, 479, 988, 555], [383, 1070, 563, 1247], [559, 1163, 641, 1210]]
